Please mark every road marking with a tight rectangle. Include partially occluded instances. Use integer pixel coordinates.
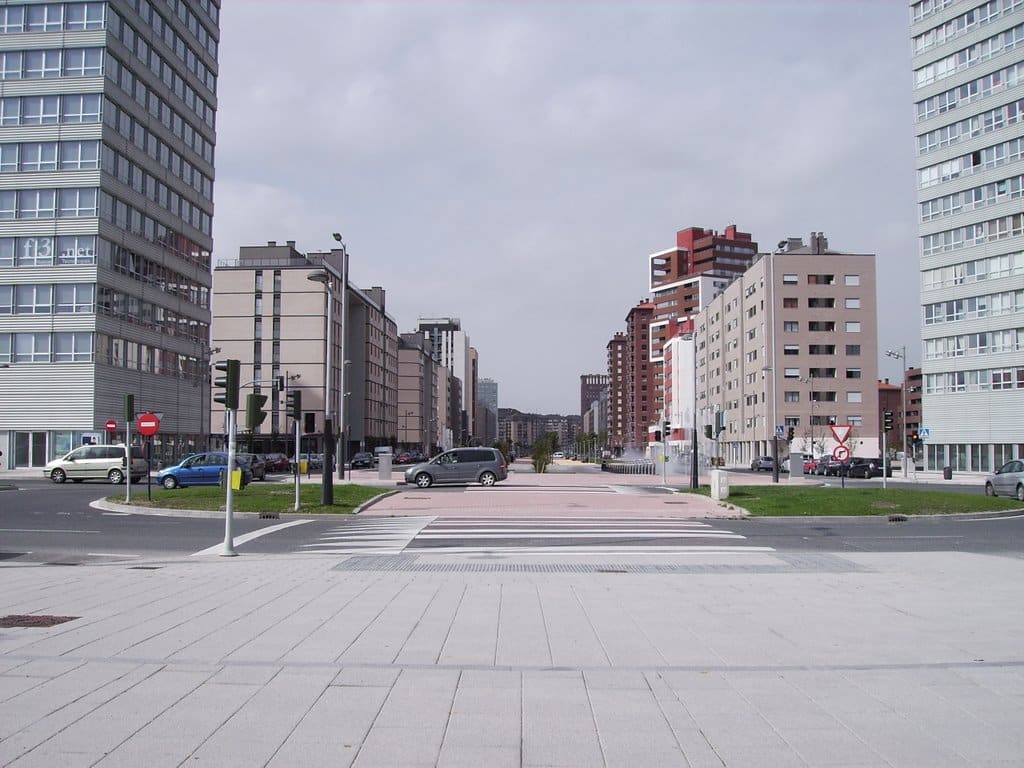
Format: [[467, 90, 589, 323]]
[[191, 519, 312, 556], [415, 531, 746, 539], [403, 546, 777, 555], [87, 552, 140, 558], [0, 528, 101, 534], [962, 513, 1024, 521]]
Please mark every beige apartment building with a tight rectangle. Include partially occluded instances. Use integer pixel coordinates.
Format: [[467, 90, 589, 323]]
[[212, 240, 397, 459], [694, 233, 879, 466]]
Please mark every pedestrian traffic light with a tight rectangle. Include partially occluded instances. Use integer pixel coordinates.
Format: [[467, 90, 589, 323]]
[[883, 411, 894, 431], [245, 392, 268, 430], [213, 359, 240, 409], [286, 389, 302, 421], [704, 424, 713, 439], [304, 412, 316, 434], [787, 426, 795, 442]]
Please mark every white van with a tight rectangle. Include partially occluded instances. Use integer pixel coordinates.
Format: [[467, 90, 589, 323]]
[[43, 444, 148, 484]]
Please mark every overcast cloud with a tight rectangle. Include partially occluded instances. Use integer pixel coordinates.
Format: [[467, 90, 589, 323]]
[[213, 0, 917, 415]]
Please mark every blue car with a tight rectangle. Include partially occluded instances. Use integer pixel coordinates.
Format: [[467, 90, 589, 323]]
[[158, 452, 252, 489]]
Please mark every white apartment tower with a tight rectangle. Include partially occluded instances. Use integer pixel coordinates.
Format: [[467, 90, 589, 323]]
[[912, 0, 1024, 472], [0, 2, 219, 469]]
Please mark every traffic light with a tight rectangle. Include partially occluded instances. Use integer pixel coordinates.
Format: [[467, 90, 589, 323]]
[[787, 426, 795, 442], [883, 411, 894, 431], [304, 412, 316, 434], [663, 420, 670, 440], [245, 392, 268, 430], [123, 394, 134, 422], [286, 389, 302, 421], [213, 359, 240, 409], [704, 424, 713, 439], [910, 429, 919, 444]]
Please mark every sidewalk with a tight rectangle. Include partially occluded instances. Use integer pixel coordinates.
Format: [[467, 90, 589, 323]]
[[1, 542, 1022, 766]]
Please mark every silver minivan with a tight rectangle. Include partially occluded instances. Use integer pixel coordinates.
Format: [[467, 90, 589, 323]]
[[403, 448, 508, 488], [43, 444, 149, 484]]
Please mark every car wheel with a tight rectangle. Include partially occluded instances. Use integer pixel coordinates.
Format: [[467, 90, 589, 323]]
[[985, 483, 996, 497], [108, 468, 125, 485], [414, 472, 433, 488], [479, 471, 497, 487], [49, 468, 67, 484], [162, 475, 179, 489], [1017, 484, 1024, 502]]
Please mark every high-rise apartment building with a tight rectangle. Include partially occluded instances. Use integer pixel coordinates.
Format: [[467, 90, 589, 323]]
[[693, 233, 879, 465], [606, 333, 627, 452], [624, 301, 654, 450], [213, 241, 397, 461], [579, 373, 608, 418], [416, 316, 475, 445], [0, 2, 220, 469], [912, 0, 1024, 473]]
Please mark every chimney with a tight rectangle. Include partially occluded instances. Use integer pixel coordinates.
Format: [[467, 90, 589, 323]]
[[267, 241, 276, 247], [286, 240, 296, 248]]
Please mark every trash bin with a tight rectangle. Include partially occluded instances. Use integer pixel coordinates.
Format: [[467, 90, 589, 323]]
[[943, 466, 952, 480]]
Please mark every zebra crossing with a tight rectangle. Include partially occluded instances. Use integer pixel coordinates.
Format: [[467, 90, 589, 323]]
[[296, 515, 773, 556]]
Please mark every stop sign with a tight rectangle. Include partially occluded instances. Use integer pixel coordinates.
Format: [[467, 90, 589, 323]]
[[137, 413, 160, 436], [104, 419, 117, 432]]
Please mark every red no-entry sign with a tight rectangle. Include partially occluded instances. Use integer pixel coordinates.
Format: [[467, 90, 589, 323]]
[[137, 413, 160, 436], [104, 419, 117, 432]]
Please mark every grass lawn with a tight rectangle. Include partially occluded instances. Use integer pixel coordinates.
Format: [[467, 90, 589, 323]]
[[110, 481, 392, 515], [685, 485, 1023, 516]]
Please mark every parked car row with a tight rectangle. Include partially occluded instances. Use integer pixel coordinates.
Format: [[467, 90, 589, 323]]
[[802, 456, 892, 478]]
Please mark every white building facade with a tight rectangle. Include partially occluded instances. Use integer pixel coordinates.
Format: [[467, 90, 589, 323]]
[[912, 0, 1024, 472]]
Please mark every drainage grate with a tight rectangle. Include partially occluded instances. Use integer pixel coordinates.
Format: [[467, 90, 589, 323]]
[[128, 565, 162, 570], [0, 614, 79, 628]]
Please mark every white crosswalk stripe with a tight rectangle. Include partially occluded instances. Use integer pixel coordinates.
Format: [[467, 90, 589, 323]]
[[296, 516, 435, 554], [296, 516, 774, 557]]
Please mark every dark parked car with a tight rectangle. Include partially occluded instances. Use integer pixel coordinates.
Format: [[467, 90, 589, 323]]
[[349, 451, 375, 469], [236, 453, 266, 481], [823, 457, 852, 476], [846, 457, 892, 478], [261, 453, 291, 473]]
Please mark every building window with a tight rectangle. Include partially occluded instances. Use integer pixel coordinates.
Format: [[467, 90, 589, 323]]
[[60, 140, 100, 169], [24, 50, 62, 79], [783, 297, 798, 308], [58, 188, 97, 217], [846, 344, 861, 355], [846, 368, 862, 379], [53, 332, 92, 361], [18, 189, 55, 218], [27, 4, 64, 31], [808, 298, 836, 308], [844, 274, 861, 286], [784, 344, 799, 355], [784, 368, 800, 378], [845, 297, 861, 309], [782, 274, 798, 284], [784, 391, 801, 402], [63, 48, 103, 77], [845, 321, 861, 333], [20, 142, 57, 171], [783, 321, 799, 332], [13, 332, 50, 362], [847, 392, 863, 403], [55, 284, 94, 313], [808, 321, 836, 332], [848, 416, 863, 427]]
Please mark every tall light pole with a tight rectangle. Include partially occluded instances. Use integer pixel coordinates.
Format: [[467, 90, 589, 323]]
[[307, 269, 335, 505], [332, 233, 348, 482], [885, 345, 908, 477]]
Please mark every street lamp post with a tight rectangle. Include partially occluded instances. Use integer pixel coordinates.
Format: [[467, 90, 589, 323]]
[[333, 233, 348, 482], [307, 269, 335, 505], [885, 345, 908, 477]]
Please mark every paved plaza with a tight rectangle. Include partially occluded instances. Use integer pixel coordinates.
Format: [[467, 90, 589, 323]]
[[1, 465, 1022, 766]]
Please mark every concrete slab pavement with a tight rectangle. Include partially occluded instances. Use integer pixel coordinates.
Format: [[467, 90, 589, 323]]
[[1, 540, 1023, 766]]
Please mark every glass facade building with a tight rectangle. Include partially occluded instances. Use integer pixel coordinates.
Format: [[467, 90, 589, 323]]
[[0, 1, 219, 469], [912, 0, 1024, 472]]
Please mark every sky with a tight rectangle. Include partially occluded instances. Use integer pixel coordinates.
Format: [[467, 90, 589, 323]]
[[212, 0, 919, 415]]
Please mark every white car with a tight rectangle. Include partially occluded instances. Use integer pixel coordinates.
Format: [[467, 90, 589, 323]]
[[552, 451, 565, 460]]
